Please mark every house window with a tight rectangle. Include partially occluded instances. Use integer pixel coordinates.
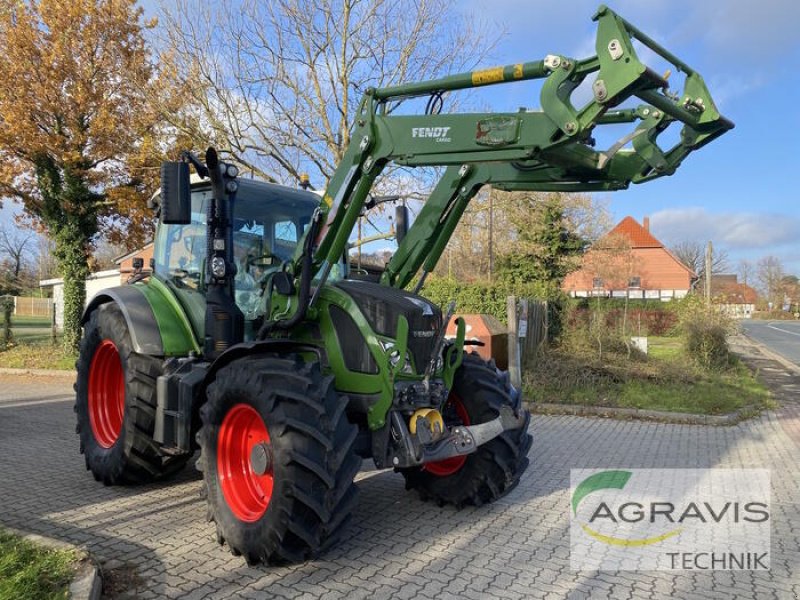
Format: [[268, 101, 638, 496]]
[[592, 277, 604, 288], [628, 276, 641, 288]]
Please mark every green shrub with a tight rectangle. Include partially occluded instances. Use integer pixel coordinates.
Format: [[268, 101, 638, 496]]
[[567, 297, 679, 336], [678, 296, 734, 370], [418, 276, 558, 325]]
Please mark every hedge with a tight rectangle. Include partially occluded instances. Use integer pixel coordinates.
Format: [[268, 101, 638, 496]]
[[417, 277, 556, 325]]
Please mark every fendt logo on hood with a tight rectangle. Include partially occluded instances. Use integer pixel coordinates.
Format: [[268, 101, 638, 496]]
[[411, 127, 451, 142]]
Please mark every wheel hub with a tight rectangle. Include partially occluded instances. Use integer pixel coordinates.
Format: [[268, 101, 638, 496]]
[[250, 442, 272, 476]]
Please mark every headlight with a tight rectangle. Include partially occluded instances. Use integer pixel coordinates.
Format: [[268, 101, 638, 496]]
[[211, 256, 226, 278], [380, 340, 414, 374]]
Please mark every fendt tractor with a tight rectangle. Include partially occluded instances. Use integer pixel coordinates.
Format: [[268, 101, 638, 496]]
[[74, 6, 731, 565]]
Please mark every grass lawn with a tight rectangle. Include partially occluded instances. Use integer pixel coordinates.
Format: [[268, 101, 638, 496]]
[[523, 337, 774, 416], [0, 315, 56, 345], [0, 341, 75, 370], [0, 315, 51, 328], [0, 528, 76, 600]]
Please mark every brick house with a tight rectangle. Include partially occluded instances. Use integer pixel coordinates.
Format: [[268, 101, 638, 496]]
[[711, 274, 757, 318], [40, 242, 155, 329], [114, 242, 154, 283], [562, 216, 695, 301]]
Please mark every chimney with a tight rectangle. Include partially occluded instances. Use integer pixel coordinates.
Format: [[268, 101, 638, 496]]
[[643, 216, 650, 232]]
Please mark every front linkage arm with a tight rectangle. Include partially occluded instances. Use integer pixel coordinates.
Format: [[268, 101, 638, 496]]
[[274, 5, 732, 320]]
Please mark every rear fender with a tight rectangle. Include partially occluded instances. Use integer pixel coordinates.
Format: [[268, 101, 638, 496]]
[[82, 283, 199, 357]]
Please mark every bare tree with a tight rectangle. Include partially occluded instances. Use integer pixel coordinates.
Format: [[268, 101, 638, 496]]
[[156, 0, 496, 186], [90, 239, 130, 272], [781, 275, 800, 309], [670, 240, 729, 278], [35, 235, 59, 282], [0, 224, 35, 279], [738, 259, 755, 288], [757, 255, 785, 307], [578, 232, 638, 359]]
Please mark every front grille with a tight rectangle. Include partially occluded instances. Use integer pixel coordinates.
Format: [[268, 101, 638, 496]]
[[329, 305, 378, 374], [407, 334, 436, 374]]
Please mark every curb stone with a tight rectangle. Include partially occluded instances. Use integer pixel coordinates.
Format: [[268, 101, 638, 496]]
[[0, 367, 75, 377], [525, 401, 760, 425], [3, 526, 101, 600]]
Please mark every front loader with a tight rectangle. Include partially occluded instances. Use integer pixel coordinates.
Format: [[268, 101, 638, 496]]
[[74, 6, 732, 565]]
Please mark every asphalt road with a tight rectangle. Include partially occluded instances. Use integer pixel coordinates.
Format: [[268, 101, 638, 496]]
[[739, 320, 800, 366]]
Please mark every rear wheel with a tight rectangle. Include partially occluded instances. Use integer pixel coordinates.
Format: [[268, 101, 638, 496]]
[[75, 303, 190, 484], [401, 353, 532, 507], [197, 355, 360, 565]]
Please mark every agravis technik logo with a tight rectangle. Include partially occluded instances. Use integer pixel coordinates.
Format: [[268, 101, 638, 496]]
[[570, 469, 771, 571], [572, 470, 683, 547]]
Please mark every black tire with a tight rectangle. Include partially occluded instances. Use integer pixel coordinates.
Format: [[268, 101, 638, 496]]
[[401, 353, 532, 507], [197, 355, 360, 565], [75, 303, 190, 485]]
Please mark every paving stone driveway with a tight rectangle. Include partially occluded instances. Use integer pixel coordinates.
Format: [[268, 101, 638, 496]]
[[0, 369, 798, 600]]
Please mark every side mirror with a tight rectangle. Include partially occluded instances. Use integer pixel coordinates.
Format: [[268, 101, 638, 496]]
[[395, 205, 409, 244], [160, 162, 191, 224]]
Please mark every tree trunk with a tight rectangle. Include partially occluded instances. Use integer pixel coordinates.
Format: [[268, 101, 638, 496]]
[[1, 297, 12, 349], [34, 157, 97, 355], [55, 225, 90, 354]]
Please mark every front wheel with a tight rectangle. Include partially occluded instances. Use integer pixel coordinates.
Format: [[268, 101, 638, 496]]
[[197, 356, 360, 565], [401, 353, 532, 507]]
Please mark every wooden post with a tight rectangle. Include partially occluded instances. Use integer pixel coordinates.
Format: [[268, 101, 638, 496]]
[[507, 295, 522, 389], [543, 300, 549, 346], [51, 300, 57, 346], [705, 241, 713, 306], [519, 298, 530, 362]]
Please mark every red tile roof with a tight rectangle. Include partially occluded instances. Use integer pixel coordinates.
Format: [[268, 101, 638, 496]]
[[604, 216, 663, 248], [712, 278, 759, 304]]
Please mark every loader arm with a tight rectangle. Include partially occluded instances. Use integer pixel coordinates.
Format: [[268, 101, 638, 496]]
[[281, 4, 731, 312]]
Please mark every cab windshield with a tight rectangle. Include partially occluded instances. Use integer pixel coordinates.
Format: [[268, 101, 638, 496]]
[[153, 180, 333, 336]]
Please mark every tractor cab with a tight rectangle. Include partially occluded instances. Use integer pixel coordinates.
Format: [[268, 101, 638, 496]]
[[151, 178, 328, 340]]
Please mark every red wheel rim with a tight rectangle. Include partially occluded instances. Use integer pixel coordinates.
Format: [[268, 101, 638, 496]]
[[217, 403, 273, 522], [88, 340, 125, 449], [424, 394, 470, 477]]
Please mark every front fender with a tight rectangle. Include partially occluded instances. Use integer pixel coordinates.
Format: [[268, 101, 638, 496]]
[[82, 282, 199, 357]]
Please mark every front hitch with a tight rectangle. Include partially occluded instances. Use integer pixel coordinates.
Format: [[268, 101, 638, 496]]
[[390, 405, 527, 468]]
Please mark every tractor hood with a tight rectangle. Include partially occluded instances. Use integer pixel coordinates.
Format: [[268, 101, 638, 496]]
[[333, 280, 442, 373]]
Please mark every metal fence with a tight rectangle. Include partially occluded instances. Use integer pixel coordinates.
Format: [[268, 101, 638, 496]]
[[507, 296, 548, 388], [13, 296, 53, 317]]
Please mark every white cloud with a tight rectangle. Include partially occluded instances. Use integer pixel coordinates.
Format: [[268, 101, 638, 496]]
[[649, 207, 800, 250]]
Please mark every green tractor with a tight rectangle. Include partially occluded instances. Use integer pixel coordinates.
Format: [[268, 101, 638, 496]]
[[74, 6, 731, 565]]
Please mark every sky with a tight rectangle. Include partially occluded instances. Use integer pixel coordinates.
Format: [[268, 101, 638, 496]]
[[457, 0, 800, 274], [2, 0, 799, 275]]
